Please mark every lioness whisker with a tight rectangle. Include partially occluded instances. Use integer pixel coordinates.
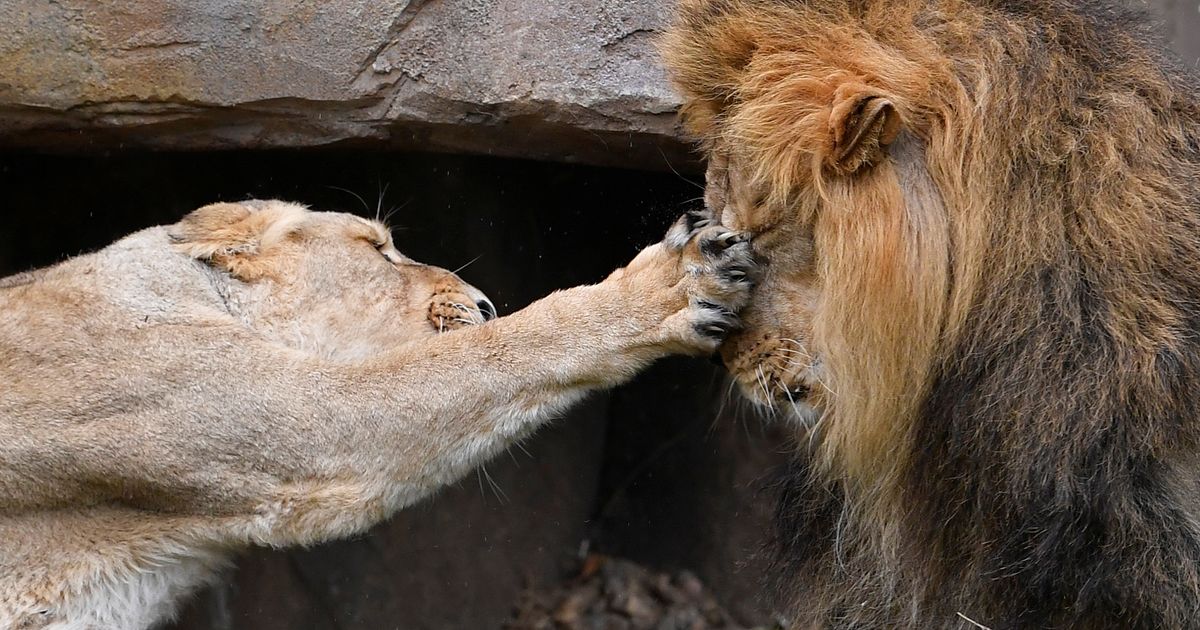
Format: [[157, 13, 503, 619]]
[[477, 464, 508, 504], [374, 181, 390, 223], [453, 255, 483, 275]]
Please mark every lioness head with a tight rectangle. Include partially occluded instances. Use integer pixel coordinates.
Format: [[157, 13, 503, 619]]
[[170, 200, 495, 361]]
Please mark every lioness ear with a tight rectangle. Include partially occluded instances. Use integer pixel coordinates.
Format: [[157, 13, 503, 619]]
[[827, 90, 902, 175], [169, 201, 305, 281]]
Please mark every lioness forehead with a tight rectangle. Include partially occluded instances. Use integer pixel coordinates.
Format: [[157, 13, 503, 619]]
[[284, 205, 392, 246], [344, 215, 393, 246]]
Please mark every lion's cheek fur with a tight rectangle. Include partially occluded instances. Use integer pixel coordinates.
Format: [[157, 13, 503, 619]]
[[808, 141, 950, 491]]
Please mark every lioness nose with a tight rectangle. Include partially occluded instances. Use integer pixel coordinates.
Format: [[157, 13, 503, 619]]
[[476, 298, 497, 321]]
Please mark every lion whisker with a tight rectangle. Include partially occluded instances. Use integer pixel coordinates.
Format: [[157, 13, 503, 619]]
[[775, 348, 815, 363], [779, 338, 815, 358], [713, 376, 738, 428]]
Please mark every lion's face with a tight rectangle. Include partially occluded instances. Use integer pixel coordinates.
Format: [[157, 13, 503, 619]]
[[171, 200, 494, 361], [706, 151, 827, 421], [663, 0, 959, 479]]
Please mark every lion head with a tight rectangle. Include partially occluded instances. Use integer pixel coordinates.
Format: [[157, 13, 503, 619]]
[[664, 0, 1200, 626], [169, 200, 495, 361], [663, 0, 961, 490]]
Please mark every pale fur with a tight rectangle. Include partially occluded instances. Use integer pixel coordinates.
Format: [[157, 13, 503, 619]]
[[0, 200, 751, 629]]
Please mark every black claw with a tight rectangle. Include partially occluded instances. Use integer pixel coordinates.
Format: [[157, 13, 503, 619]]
[[788, 385, 812, 399], [684, 210, 712, 232], [718, 231, 747, 248], [701, 231, 751, 258], [696, 300, 736, 317], [696, 322, 730, 339], [701, 236, 726, 258]]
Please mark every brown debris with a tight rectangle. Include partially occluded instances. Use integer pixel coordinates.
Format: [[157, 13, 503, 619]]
[[507, 555, 778, 630]]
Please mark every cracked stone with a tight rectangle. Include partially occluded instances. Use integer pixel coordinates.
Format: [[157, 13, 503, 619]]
[[0, 0, 697, 171]]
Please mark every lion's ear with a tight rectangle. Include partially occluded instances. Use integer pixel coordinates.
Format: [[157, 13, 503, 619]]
[[827, 90, 902, 175], [169, 201, 305, 281]]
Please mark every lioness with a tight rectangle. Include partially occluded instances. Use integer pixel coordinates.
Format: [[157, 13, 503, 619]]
[[0, 200, 753, 629]]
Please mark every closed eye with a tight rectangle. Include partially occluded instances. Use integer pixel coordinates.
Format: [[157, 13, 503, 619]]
[[378, 247, 400, 264], [366, 239, 398, 263]]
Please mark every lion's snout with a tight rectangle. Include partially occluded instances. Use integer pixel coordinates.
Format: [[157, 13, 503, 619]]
[[720, 329, 821, 413]]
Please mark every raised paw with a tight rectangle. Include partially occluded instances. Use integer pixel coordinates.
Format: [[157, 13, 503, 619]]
[[650, 213, 757, 353], [662, 208, 717, 249], [682, 225, 756, 344], [602, 213, 755, 356]]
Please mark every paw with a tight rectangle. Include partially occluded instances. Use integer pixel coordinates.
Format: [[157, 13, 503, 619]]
[[427, 290, 486, 332], [663, 209, 717, 249], [665, 215, 756, 352]]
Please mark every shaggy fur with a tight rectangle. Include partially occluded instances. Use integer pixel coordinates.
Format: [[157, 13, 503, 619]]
[[0, 201, 752, 629], [663, 1, 1200, 628]]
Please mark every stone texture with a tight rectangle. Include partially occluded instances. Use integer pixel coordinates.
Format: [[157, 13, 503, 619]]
[[0, 0, 693, 170], [1152, 0, 1200, 64], [0, 0, 1195, 170]]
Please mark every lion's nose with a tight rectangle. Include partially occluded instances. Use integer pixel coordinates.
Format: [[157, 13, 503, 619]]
[[476, 298, 497, 322]]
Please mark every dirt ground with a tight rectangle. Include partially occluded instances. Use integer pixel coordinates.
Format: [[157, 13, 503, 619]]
[[506, 555, 784, 630]]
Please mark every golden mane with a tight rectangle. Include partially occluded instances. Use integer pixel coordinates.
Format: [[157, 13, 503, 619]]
[[664, 0, 1200, 626]]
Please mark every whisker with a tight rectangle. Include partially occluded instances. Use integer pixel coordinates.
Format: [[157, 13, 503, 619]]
[[382, 200, 411, 226], [779, 339, 815, 357], [453, 255, 483, 275], [658, 146, 704, 191], [713, 376, 738, 425], [327, 185, 371, 214], [374, 181, 392, 222], [479, 464, 509, 503], [782, 388, 809, 428], [775, 348, 814, 361], [755, 366, 776, 414]]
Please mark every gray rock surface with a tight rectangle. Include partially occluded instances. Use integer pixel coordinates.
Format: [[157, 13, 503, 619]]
[[0, 0, 692, 169], [0, 0, 1195, 169]]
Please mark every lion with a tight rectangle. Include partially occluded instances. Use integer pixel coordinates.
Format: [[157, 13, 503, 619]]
[[0, 199, 754, 630], [662, 0, 1200, 627]]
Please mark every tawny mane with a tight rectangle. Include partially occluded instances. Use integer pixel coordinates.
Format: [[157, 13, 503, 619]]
[[664, 0, 1200, 627]]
